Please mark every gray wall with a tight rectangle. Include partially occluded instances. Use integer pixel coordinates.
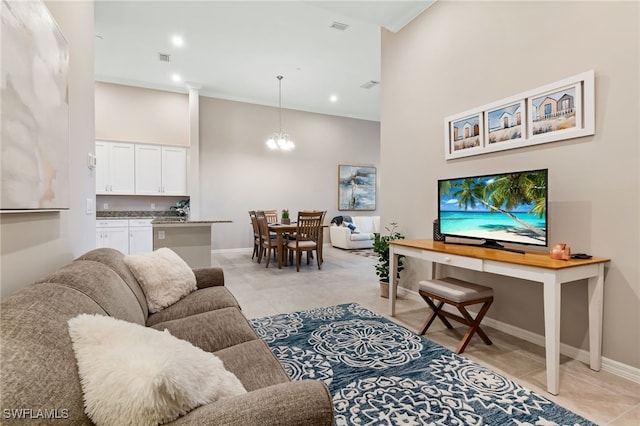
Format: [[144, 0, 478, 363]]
[[198, 96, 380, 250], [0, 1, 96, 298], [381, 1, 639, 369]]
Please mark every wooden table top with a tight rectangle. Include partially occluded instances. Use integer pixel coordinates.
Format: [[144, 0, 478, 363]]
[[390, 239, 610, 270]]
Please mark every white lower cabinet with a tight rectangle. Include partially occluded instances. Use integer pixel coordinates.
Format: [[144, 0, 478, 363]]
[[96, 220, 130, 254], [96, 219, 153, 255], [129, 219, 153, 255]]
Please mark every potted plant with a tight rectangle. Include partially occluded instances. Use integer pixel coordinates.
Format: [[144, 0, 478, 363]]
[[373, 222, 405, 298], [281, 209, 290, 224]]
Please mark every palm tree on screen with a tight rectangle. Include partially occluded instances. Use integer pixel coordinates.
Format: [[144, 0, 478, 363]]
[[450, 171, 546, 238]]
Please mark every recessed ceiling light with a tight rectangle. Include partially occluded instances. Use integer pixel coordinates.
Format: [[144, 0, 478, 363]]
[[171, 35, 184, 47], [172, 73, 181, 82], [330, 95, 338, 103]]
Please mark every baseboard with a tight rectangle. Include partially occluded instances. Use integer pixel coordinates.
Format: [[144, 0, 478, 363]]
[[211, 248, 250, 254], [402, 288, 640, 384]]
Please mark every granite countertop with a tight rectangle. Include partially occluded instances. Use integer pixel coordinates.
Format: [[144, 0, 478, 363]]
[[151, 218, 233, 225], [96, 211, 232, 224], [96, 210, 178, 220]]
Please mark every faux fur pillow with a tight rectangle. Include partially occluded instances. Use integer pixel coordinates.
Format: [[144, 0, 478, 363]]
[[68, 314, 247, 426], [124, 248, 197, 313]]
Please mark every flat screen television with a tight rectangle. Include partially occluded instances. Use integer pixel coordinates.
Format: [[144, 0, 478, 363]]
[[438, 168, 548, 253]]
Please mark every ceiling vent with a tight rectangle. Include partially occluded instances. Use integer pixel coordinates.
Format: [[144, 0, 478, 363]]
[[329, 21, 349, 31], [158, 53, 171, 63], [360, 80, 380, 89]]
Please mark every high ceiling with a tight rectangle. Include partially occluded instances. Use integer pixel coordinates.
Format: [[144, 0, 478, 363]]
[[94, 1, 435, 121]]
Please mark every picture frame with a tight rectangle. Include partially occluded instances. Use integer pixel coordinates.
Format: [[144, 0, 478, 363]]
[[527, 81, 584, 143], [485, 100, 526, 147], [1, 0, 70, 210], [444, 111, 485, 159], [338, 165, 376, 211], [443, 70, 595, 160]]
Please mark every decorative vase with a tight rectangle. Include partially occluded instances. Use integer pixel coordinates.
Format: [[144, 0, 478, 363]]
[[282, 218, 290, 225]]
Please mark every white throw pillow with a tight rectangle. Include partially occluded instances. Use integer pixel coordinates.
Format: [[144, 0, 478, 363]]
[[124, 248, 197, 313], [68, 314, 247, 426]]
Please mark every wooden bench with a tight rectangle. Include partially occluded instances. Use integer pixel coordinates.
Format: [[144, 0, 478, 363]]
[[418, 277, 494, 354]]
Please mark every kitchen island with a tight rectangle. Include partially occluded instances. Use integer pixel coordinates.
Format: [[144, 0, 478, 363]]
[[151, 218, 232, 268]]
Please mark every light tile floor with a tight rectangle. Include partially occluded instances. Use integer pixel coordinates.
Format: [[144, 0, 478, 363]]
[[211, 246, 640, 425]]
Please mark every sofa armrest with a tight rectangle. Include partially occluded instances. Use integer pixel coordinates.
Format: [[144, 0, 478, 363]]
[[193, 267, 224, 289], [329, 225, 351, 248], [170, 380, 333, 425]]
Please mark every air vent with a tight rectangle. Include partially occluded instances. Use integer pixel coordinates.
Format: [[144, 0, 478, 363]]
[[330, 21, 349, 31], [158, 53, 171, 63], [360, 80, 380, 89]]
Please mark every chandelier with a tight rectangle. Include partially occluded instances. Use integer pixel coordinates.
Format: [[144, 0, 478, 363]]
[[266, 75, 295, 151]]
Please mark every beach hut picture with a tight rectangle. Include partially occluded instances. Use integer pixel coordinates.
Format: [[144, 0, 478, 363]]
[[528, 84, 581, 137], [450, 113, 483, 152], [486, 101, 525, 144]]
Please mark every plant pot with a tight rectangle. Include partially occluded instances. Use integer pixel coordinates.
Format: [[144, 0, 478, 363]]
[[379, 280, 397, 299], [281, 218, 290, 224]]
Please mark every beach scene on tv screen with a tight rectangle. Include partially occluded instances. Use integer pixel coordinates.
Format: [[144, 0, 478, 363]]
[[439, 171, 547, 246]]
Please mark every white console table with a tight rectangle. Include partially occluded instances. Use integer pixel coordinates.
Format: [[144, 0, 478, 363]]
[[389, 239, 610, 395]]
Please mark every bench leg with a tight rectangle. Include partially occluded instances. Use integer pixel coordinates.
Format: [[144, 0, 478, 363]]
[[419, 296, 453, 334], [455, 300, 493, 354]]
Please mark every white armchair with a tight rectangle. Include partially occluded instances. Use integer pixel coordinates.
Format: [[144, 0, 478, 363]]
[[329, 216, 380, 250]]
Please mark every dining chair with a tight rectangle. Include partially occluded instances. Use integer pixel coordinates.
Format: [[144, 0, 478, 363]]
[[286, 211, 323, 271], [263, 209, 278, 224], [256, 215, 281, 267], [248, 211, 260, 260]]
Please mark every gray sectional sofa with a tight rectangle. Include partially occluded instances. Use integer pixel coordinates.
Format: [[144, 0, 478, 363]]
[[0, 248, 333, 425]]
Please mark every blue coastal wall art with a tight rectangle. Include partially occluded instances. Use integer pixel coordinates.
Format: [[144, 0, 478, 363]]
[[338, 165, 376, 211]]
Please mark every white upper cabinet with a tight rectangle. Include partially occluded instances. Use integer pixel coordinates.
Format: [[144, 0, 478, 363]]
[[135, 144, 187, 196], [95, 141, 135, 195], [135, 145, 162, 195], [161, 146, 187, 195]]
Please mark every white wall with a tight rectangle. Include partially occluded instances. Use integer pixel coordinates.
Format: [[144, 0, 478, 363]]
[[95, 82, 189, 146], [0, 1, 96, 298], [381, 1, 639, 369], [198, 96, 380, 250]]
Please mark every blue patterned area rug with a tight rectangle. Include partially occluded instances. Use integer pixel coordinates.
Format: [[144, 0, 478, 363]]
[[250, 303, 595, 426]]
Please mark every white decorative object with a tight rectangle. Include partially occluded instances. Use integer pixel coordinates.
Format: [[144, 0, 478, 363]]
[[1, 0, 70, 210], [124, 247, 197, 313], [68, 314, 246, 426]]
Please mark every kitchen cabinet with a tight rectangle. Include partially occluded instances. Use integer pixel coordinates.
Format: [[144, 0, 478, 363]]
[[96, 220, 130, 254], [95, 142, 135, 195], [135, 145, 187, 196], [129, 219, 153, 255]]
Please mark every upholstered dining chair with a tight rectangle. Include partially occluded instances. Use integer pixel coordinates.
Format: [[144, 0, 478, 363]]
[[249, 211, 260, 260], [286, 211, 323, 272], [256, 215, 282, 267]]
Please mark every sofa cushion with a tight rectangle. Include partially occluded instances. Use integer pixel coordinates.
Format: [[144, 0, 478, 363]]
[[350, 233, 374, 242], [146, 286, 240, 327], [151, 307, 257, 353], [1, 284, 107, 424], [34, 260, 146, 325], [353, 216, 375, 234], [68, 314, 247, 426], [125, 248, 197, 313], [77, 248, 150, 318], [214, 339, 290, 392]]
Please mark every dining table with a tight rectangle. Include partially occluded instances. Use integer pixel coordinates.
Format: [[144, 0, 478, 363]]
[[267, 223, 326, 269]]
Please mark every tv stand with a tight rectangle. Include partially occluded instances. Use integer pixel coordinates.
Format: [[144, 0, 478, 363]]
[[387, 239, 610, 396], [445, 238, 526, 254]]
